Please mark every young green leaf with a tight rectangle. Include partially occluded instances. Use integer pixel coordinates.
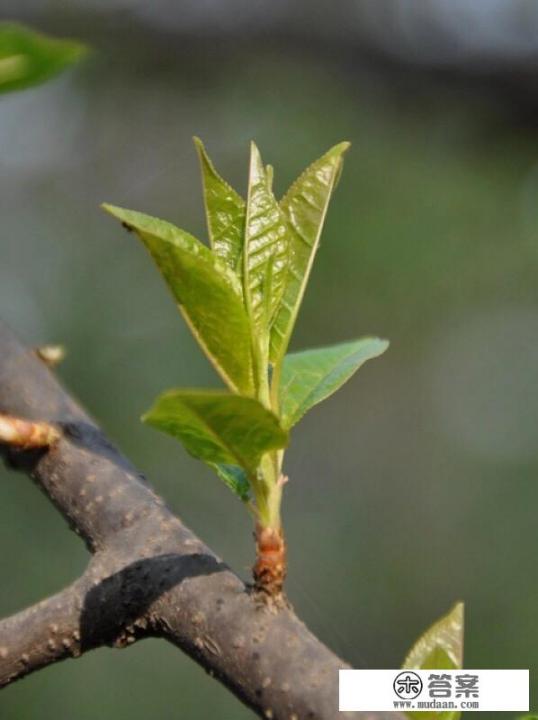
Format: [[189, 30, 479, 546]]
[[270, 142, 350, 364], [403, 602, 464, 670], [209, 463, 250, 501], [402, 602, 464, 720], [143, 390, 288, 477], [243, 142, 289, 340], [279, 337, 388, 428], [193, 137, 245, 274], [0, 23, 87, 94], [102, 204, 255, 395], [265, 164, 274, 190]]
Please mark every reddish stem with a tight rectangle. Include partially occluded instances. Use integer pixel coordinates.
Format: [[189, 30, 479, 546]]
[[253, 524, 287, 597]]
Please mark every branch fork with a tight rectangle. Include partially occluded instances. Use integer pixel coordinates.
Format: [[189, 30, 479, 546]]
[[0, 322, 403, 720]]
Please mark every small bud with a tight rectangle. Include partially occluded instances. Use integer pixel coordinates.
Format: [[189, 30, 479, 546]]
[[36, 345, 66, 367], [0, 414, 60, 449]]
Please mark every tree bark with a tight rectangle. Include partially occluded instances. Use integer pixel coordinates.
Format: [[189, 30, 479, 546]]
[[0, 320, 403, 720]]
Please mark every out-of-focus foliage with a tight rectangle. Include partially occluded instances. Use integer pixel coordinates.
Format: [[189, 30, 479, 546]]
[[0, 23, 86, 94], [404, 602, 464, 671], [403, 603, 464, 720]]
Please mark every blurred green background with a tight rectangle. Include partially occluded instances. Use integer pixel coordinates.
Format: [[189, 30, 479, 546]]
[[1, 2, 537, 718]]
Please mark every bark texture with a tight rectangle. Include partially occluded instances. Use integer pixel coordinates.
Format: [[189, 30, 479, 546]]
[[0, 321, 403, 720]]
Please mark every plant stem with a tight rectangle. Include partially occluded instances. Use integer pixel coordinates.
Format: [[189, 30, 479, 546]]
[[254, 454, 280, 527], [251, 350, 288, 596], [253, 521, 286, 597]]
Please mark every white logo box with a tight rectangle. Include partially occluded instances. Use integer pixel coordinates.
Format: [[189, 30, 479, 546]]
[[339, 669, 529, 712]]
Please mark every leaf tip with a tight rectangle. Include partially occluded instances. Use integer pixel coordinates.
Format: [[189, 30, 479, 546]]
[[403, 600, 465, 673], [141, 402, 161, 428], [265, 163, 274, 189], [249, 139, 262, 161], [192, 135, 207, 159], [100, 202, 118, 216], [360, 336, 390, 358], [319, 141, 351, 164], [68, 39, 91, 62], [377, 337, 390, 354], [248, 141, 267, 187], [101, 202, 133, 230], [452, 600, 465, 625]]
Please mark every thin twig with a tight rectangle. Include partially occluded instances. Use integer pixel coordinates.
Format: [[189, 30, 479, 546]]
[[0, 413, 59, 448]]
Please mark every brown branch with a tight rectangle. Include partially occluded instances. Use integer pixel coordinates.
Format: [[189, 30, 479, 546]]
[[0, 321, 403, 720], [0, 582, 83, 684]]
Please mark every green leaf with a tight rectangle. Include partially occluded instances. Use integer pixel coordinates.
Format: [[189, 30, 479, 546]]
[[0, 23, 87, 94], [279, 337, 389, 428], [270, 142, 350, 364], [403, 602, 464, 720], [243, 142, 289, 340], [265, 164, 274, 190], [209, 463, 250, 501], [102, 204, 255, 395], [403, 602, 464, 670], [193, 137, 245, 274], [143, 390, 289, 479]]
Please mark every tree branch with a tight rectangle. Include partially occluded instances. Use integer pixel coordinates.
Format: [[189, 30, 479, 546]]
[[0, 581, 84, 685], [0, 321, 403, 720]]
